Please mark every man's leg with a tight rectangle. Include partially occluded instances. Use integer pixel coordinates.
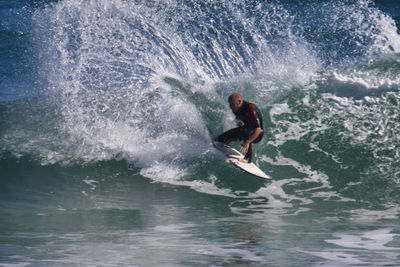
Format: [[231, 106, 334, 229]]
[[244, 132, 263, 163], [244, 143, 252, 163], [217, 127, 253, 162], [215, 127, 247, 144]]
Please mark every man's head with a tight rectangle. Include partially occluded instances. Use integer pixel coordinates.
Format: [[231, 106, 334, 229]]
[[228, 92, 243, 112]]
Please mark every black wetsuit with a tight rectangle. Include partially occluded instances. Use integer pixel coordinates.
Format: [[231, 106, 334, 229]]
[[216, 101, 264, 162]]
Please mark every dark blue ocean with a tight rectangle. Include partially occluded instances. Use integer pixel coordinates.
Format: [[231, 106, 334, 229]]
[[1, 0, 400, 266]]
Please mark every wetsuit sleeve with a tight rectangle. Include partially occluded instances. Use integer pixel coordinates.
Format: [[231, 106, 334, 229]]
[[249, 103, 263, 130]]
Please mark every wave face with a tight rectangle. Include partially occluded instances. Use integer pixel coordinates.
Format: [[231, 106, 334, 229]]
[[1, 0, 400, 265], [3, 0, 398, 183], [1, 0, 400, 195]]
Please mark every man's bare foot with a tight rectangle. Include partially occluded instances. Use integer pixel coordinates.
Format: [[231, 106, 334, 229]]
[[239, 158, 249, 163]]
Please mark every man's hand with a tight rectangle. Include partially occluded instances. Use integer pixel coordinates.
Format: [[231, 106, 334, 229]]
[[239, 141, 250, 153]]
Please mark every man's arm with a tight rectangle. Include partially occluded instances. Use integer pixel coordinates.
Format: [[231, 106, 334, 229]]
[[239, 127, 263, 154]]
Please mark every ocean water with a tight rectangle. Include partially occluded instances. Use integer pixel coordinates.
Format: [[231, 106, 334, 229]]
[[1, 0, 400, 266]]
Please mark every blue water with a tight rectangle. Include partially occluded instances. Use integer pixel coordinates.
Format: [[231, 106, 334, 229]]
[[1, 0, 400, 266]]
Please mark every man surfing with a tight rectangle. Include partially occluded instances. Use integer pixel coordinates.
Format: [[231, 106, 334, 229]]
[[214, 92, 264, 163]]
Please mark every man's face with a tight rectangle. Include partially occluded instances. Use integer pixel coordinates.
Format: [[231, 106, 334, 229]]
[[229, 98, 242, 112]]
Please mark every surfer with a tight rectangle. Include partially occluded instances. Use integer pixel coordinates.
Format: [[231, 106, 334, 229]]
[[214, 92, 264, 163]]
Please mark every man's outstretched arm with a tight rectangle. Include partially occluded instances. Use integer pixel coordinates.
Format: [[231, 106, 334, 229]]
[[239, 127, 263, 154]]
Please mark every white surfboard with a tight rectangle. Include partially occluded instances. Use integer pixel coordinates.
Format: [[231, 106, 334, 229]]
[[213, 141, 271, 180]]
